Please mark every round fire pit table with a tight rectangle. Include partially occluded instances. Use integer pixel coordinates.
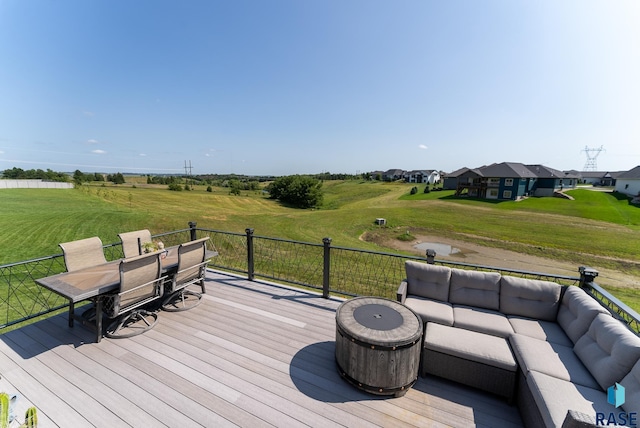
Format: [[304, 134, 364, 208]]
[[335, 296, 423, 397]]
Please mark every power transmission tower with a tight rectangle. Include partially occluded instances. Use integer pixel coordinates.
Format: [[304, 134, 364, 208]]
[[581, 146, 604, 171], [184, 160, 193, 188]]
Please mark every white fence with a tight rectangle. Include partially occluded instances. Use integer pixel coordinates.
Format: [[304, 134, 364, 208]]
[[0, 180, 73, 189]]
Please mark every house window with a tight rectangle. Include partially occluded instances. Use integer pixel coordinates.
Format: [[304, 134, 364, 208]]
[[504, 178, 514, 186], [503, 190, 512, 199], [487, 178, 500, 187], [488, 189, 498, 197]]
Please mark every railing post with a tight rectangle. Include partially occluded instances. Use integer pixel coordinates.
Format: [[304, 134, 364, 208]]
[[246, 228, 255, 281], [426, 249, 436, 264], [578, 266, 599, 289], [323, 237, 332, 298], [188, 221, 198, 241]]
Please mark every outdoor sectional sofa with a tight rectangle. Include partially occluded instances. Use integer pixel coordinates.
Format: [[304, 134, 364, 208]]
[[397, 260, 640, 428]]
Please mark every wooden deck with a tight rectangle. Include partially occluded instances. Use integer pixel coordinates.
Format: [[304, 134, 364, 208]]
[[0, 271, 523, 427]]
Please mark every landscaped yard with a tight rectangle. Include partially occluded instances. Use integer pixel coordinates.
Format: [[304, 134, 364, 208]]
[[1, 179, 638, 309]]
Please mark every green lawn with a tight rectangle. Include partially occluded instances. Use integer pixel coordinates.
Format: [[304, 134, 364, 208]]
[[1, 180, 639, 309]]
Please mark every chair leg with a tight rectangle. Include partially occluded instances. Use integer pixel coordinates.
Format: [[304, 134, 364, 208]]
[[105, 310, 158, 339]]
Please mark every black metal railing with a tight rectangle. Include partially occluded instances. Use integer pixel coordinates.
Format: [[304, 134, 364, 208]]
[[1, 222, 638, 335]]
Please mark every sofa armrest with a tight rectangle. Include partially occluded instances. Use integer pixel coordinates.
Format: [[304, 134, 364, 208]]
[[397, 280, 408, 303], [561, 410, 597, 428]]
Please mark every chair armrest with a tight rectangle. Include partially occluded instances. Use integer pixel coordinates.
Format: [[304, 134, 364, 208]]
[[561, 409, 597, 428], [397, 280, 408, 303]]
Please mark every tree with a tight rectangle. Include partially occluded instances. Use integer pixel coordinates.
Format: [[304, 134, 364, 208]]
[[266, 175, 323, 208]]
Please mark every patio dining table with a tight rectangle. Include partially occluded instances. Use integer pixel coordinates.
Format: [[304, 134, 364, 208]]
[[35, 246, 215, 343]]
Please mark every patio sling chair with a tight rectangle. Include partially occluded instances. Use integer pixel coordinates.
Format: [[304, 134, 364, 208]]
[[161, 237, 210, 312], [118, 229, 152, 259], [103, 251, 166, 339], [59, 236, 107, 272]]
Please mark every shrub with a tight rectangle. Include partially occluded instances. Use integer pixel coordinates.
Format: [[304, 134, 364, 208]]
[[410, 186, 418, 195], [168, 183, 183, 191], [266, 175, 324, 208]]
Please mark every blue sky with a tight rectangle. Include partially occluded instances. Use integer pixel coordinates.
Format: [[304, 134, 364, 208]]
[[1, 0, 639, 176]]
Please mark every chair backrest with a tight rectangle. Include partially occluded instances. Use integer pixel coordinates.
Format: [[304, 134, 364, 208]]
[[115, 251, 163, 314], [175, 237, 209, 288], [118, 229, 152, 259], [59, 237, 108, 272]]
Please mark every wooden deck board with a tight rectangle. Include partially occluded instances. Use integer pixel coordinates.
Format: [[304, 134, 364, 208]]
[[0, 271, 524, 427]]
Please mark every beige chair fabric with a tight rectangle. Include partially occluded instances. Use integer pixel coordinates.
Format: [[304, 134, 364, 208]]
[[59, 236, 107, 272], [162, 237, 210, 311], [175, 237, 209, 288], [104, 251, 164, 338], [118, 229, 152, 259]]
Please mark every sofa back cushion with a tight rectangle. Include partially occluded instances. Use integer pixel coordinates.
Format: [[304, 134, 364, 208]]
[[557, 286, 610, 344], [405, 261, 451, 302], [621, 359, 640, 415], [499, 275, 562, 321], [574, 313, 640, 391], [449, 268, 501, 311]]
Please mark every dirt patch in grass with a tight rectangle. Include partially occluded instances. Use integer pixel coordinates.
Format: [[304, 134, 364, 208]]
[[361, 229, 640, 291]]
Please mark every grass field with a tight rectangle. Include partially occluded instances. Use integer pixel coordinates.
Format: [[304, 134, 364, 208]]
[[1, 180, 639, 308]]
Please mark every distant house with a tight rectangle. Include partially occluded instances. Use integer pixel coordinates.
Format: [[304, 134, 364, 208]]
[[443, 167, 470, 190], [405, 170, 441, 184], [525, 165, 579, 197], [382, 169, 405, 182], [614, 166, 640, 197], [576, 171, 622, 186], [454, 162, 576, 200]]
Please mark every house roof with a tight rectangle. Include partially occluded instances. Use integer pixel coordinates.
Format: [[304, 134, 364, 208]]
[[383, 169, 405, 176], [525, 165, 580, 179], [618, 166, 640, 179], [477, 162, 538, 178], [444, 167, 470, 178]]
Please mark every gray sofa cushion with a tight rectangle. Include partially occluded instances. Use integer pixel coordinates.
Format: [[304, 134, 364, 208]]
[[449, 268, 501, 311], [424, 322, 517, 371], [621, 358, 640, 415], [527, 370, 616, 428], [499, 275, 562, 321], [574, 313, 640, 391], [405, 261, 451, 301], [557, 286, 610, 344], [453, 305, 514, 338], [510, 333, 600, 389], [404, 296, 454, 326], [507, 316, 573, 347]]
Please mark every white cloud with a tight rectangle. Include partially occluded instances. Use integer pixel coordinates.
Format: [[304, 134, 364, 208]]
[[87, 139, 99, 144], [418, 144, 428, 150], [0, 150, 4, 154], [140, 153, 147, 157], [92, 149, 106, 154], [83, 111, 95, 117], [205, 153, 210, 157]]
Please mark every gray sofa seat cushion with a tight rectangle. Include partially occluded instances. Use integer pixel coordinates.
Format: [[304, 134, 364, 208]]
[[621, 358, 640, 415], [424, 322, 517, 371], [405, 261, 452, 301], [453, 305, 514, 338], [449, 268, 501, 311], [574, 313, 640, 391], [557, 286, 610, 344], [510, 333, 600, 389], [508, 316, 573, 347], [499, 275, 562, 321], [404, 296, 454, 327], [527, 370, 616, 428]]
